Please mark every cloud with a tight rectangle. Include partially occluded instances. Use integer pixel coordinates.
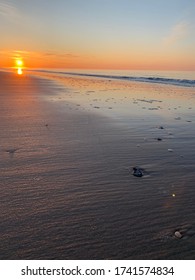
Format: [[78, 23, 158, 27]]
[[0, 49, 30, 60], [42, 52, 79, 59], [2, 50, 79, 60], [0, 1, 20, 21], [61, 53, 79, 58], [163, 21, 189, 46]]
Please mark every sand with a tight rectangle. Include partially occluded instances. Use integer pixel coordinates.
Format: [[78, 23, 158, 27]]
[[0, 70, 195, 259]]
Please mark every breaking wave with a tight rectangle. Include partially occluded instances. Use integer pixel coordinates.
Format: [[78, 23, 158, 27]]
[[31, 69, 195, 87]]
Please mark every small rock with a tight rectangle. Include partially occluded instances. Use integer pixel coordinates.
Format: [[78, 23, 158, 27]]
[[157, 138, 162, 141], [132, 167, 143, 177], [168, 149, 173, 152], [6, 148, 17, 154], [174, 231, 182, 239], [159, 126, 164, 129]]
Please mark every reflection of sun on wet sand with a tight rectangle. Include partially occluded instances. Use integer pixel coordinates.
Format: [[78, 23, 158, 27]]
[[17, 68, 23, 75], [0, 70, 195, 260]]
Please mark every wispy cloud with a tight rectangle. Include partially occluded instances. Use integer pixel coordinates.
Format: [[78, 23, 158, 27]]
[[0, 49, 30, 59], [3, 50, 80, 62], [0, 1, 20, 20], [43, 52, 79, 59], [163, 21, 189, 46], [61, 53, 79, 58], [12, 50, 31, 60]]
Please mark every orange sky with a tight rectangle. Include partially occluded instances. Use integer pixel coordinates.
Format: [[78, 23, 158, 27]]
[[1, 47, 194, 72], [1, 0, 195, 71]]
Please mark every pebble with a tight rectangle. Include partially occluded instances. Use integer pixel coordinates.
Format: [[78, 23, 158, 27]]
[[168, 149, 173, 152], [6, 148, 18, 154], [174, 231, 182, 239], [132, 167, 144, 177]]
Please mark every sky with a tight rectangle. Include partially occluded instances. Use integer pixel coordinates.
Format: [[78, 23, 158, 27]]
[[0, 0, 195, 70]]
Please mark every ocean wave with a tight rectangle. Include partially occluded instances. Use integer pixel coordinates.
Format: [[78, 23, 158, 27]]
[[31, 69, 195, 87]]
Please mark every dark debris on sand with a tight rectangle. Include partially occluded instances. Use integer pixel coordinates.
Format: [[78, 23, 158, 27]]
[[132, 166, 144, 177]]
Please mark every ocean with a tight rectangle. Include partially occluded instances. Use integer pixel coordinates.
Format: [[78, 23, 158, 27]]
[[30, 69, 195, 87]]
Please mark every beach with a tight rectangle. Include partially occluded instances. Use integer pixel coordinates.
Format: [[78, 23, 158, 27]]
[[0, 70, 195, 260]]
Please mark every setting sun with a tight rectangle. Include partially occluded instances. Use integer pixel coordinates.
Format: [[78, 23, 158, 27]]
[[16, 59, 23, 67]]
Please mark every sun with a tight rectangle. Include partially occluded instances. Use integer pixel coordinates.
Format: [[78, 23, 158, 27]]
[[16, 59, 23, 67]]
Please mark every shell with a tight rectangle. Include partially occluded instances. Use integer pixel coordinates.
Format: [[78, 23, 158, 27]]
[[174, 231, 182, 239]]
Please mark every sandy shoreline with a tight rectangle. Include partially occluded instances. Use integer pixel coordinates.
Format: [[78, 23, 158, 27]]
[[0, 71, 195, 259]]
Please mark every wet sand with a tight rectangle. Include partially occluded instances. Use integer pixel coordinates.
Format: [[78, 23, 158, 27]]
[[0, 71, 195, 259]]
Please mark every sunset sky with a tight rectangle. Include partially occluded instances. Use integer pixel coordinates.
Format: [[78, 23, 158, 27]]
[[1, 0, 195, 70]]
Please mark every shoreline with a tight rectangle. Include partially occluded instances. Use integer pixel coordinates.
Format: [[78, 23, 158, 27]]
[[0, 71, 195, 260]]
